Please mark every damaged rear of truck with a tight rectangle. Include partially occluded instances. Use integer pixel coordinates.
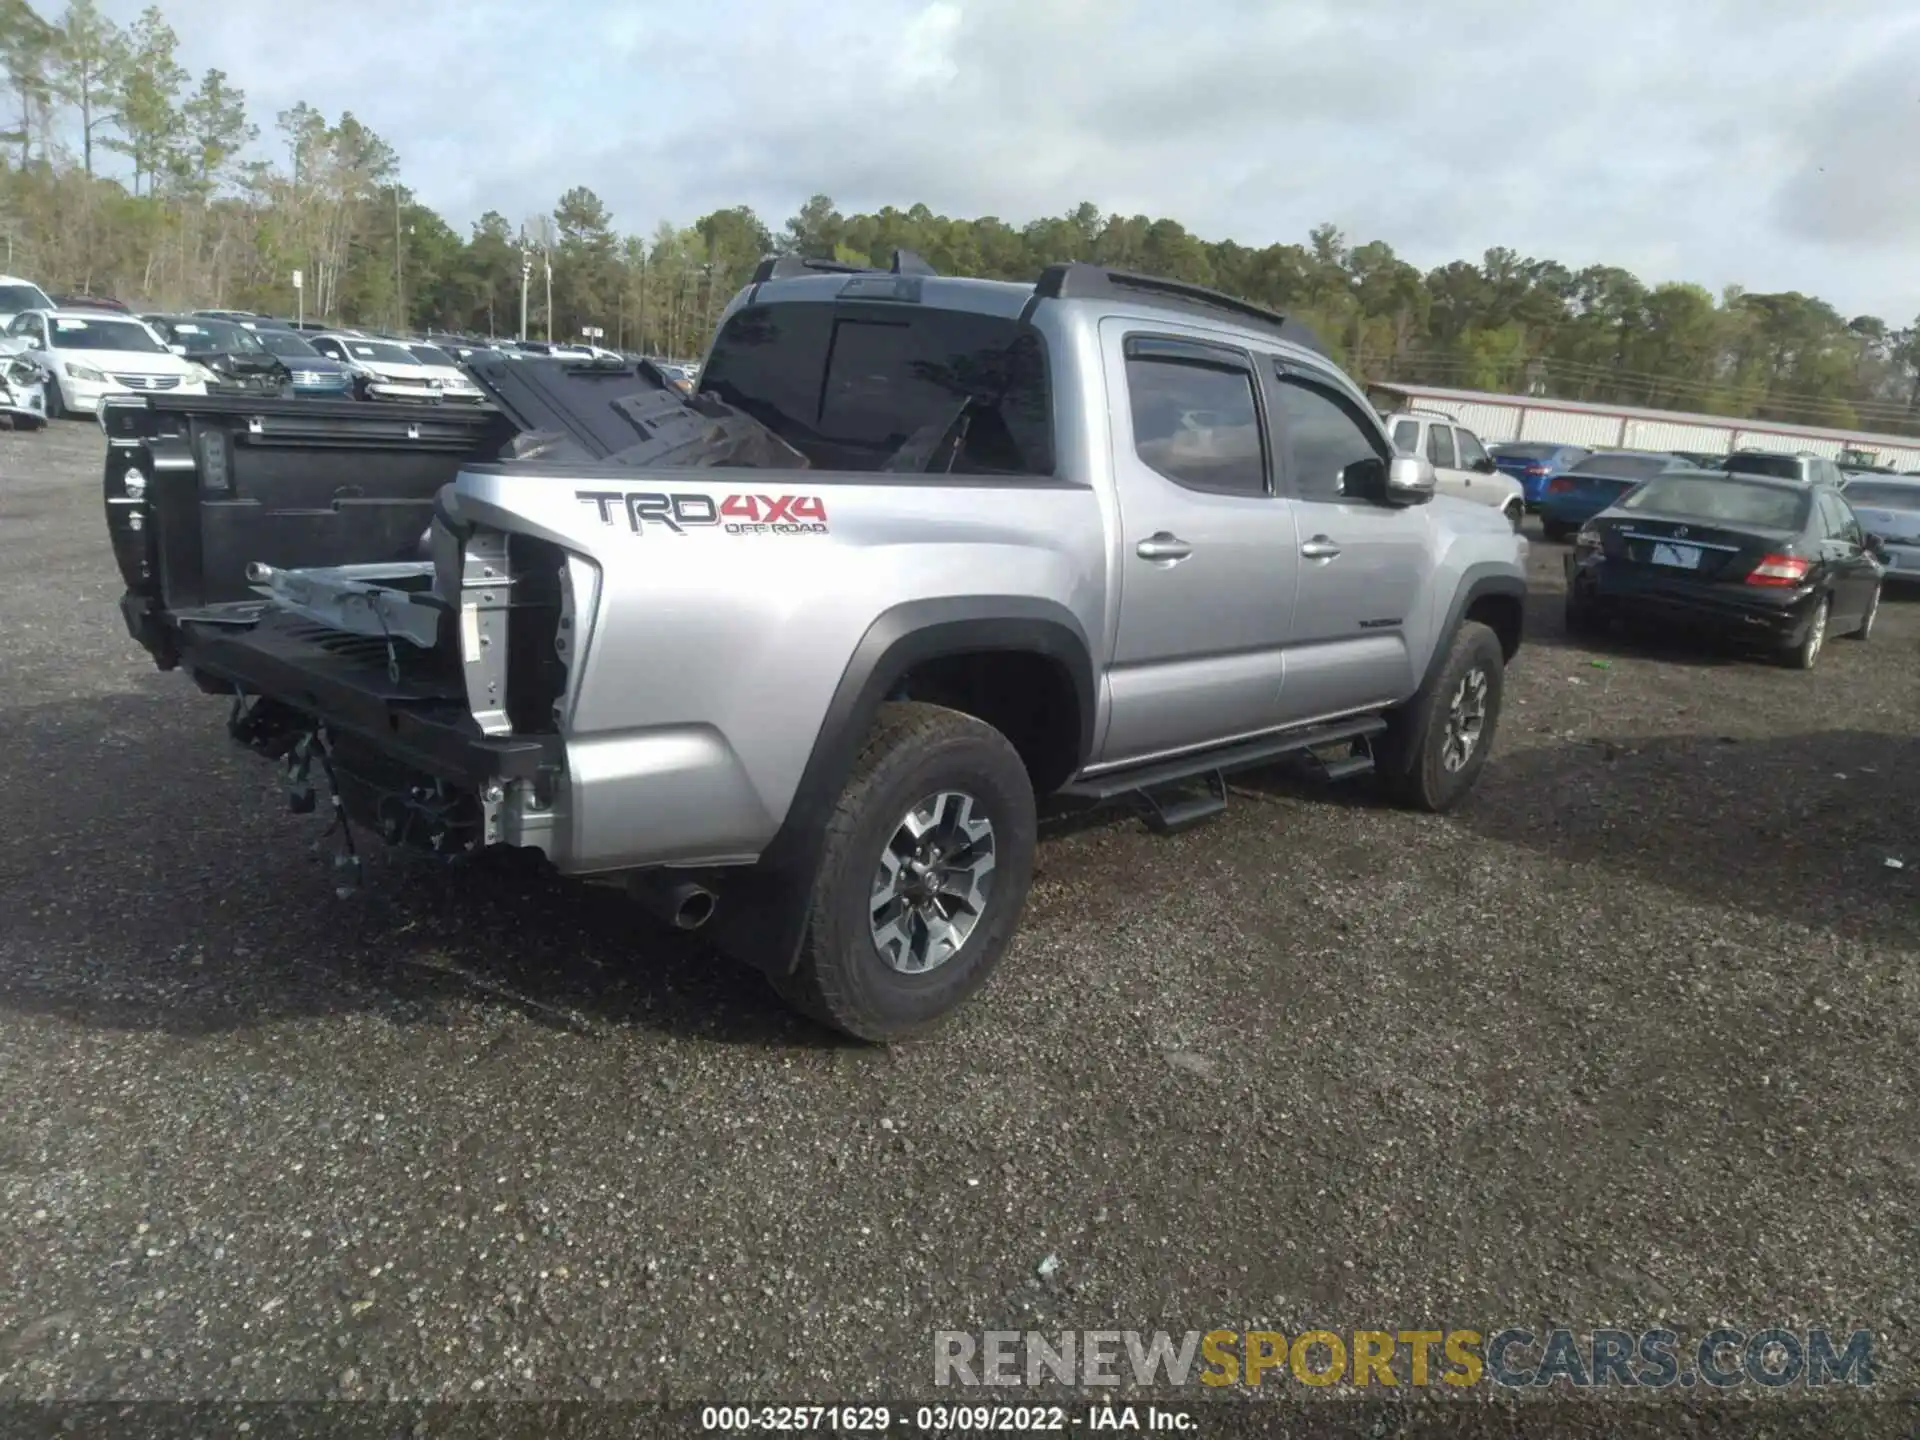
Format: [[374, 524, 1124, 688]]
[[106, 255, 1107, 1039]]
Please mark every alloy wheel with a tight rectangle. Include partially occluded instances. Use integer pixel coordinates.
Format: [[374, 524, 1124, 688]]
[[870, 790, 997, 975], [1441, 668, 1489, 773]]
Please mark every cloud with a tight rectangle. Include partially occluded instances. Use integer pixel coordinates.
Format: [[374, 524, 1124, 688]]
[[91, 0, 1920, 322]]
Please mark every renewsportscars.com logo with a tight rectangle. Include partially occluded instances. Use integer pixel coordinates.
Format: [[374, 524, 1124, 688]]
[[934, 1327, 1878, 1391]]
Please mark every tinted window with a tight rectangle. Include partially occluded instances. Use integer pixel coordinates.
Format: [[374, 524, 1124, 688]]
[[1392, 419, 1418, 451], [1723, 453, 1802, 480], [1837, 481, 1920, 510], [257, 330, 321, 359], [1456, 429, 1491, 467], [1124, 354, 1264, 495], [47, 316, 164, 352], [1823, 492, 1862, 542], [1570, 453, 1674, 481], [1620, 475, 1810, 529], [702, 302, 1055, 476], [0, 282, 54, 313], [1426, 424, 1457, 468], [162, 318, 263, 353], [1271, 375, 1386, 502]]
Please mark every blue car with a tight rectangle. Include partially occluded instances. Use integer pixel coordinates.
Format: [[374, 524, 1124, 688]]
[[250, 325, 356, 398], [1539, 451, 1696, 541], [1490, 441, 1592, 508]]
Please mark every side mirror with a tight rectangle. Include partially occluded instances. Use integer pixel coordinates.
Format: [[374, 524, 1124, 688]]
[[1343, 454, 1437, 506], [168, 344, 187, 356], [1472, 456, 1499, 474], [1865, 533, 1887, 557], [25, 337, 44, 350]]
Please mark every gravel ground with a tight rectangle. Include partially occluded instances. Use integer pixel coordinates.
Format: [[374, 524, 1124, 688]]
[[1, 421, 1916, 1431]]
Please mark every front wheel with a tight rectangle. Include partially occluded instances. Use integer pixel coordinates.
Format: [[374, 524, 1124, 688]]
[[772, 701, 1038, 1043], [1376, 621, 1506, 813]]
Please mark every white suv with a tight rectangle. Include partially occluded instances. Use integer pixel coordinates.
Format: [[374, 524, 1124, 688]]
[[1384, 410, 1525, 530]]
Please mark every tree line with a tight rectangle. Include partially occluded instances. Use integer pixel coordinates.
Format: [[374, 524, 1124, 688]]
[[5, 0, 1919, 434]]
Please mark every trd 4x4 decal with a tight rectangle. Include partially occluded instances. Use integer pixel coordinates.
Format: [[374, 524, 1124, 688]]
[[577, 490, 829, 535]]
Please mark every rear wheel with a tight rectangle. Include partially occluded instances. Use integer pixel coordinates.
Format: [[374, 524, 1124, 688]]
[[772, 702, 1038, 1043], [1785, 594, 1830, 670], [1542, 518, 1573, 543], [1845, 583, 1879, 640], [1376, 621, 1505, 813]]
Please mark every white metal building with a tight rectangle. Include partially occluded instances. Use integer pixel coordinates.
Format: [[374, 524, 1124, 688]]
[[1367, 382, 1920, 471]]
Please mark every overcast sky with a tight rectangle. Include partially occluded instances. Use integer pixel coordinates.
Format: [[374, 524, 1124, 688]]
[[94, 0, 1920, 323]]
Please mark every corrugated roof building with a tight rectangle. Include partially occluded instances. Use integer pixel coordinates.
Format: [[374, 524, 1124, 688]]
[[1367, 382, 1920, 470]]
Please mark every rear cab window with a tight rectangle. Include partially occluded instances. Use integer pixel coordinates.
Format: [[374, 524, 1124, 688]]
[[699, 300, 1054, 476]]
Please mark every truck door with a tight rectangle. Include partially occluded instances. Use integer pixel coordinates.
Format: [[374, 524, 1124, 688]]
[[1265, 362, 1432, 721], [1097, 321, 1301, 766]]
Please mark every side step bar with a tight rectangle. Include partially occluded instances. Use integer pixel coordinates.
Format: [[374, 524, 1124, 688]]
[[1060, 715, 1388, 834]]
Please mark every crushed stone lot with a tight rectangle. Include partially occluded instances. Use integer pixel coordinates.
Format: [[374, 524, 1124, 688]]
[[2, 422, 1917, 1422]]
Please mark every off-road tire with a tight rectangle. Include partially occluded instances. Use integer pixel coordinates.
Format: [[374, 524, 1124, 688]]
[[771, 701, 1037, 1043], [1375, 620, 1505, 813]]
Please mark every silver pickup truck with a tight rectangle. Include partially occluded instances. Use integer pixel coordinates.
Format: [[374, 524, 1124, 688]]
[[105, 255, 1529, 1041]]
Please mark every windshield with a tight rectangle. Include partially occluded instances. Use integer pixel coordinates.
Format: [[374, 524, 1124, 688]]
[[1619, 475, 1810, 529], [0, 282, 54, 314], [1838, 481, 1920, 510], [163, 318, 266, 354], [342, 340, 421, 367], [48, 316, 165, 353], [1722, 453, 1802, 479], [1569, 453, 1674, 481], [256, 330, 322, 359], [408, 345, 456, 367]]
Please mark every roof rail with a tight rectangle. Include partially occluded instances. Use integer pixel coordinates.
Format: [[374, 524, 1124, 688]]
[[748, 248, 938, 287], [1026, 262, 1327, 355], [1407, 407, 1459, 422]]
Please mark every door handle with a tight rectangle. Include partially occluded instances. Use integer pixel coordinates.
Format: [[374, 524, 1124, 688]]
[[1136, 533, 1193, 562], [1300, 536, 1342, 560]]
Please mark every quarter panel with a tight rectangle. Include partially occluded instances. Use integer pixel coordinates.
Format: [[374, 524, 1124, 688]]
[[448, 468, 1107, 872]]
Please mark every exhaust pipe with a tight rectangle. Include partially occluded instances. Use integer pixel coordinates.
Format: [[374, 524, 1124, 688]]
[[630, 875, 718, 932], [245, 561, 279, 585]]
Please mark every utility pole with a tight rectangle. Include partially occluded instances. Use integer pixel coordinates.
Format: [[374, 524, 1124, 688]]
[[637, 250, 649, 357], [394, 186, 404, 332], [518, 249, 532, 342], [543, 248, 553, 343]]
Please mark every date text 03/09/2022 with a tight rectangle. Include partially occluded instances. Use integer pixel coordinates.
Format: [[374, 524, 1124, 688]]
[[698, 1404, 1197, 1431]]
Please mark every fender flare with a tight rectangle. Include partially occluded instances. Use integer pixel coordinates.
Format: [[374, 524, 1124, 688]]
[[1418, 566, 1526, 695], [705, 595, 1097, 978]]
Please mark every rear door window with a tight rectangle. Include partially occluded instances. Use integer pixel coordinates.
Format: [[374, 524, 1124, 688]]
[[1426, 424, 1457, 469], [1123, 342, 1267, 497]]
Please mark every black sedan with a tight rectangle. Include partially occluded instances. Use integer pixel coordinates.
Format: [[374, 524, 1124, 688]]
[[1563, 470, 1885, 669], [143, 315, 292, 397]]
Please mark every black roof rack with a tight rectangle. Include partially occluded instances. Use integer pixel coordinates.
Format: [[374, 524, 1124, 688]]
[[1026, 262, 1326, 355], [748, 248, 938, 286]]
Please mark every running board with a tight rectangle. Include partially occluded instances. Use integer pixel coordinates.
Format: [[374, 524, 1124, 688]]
[[1063, 716, 1388, 806]]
